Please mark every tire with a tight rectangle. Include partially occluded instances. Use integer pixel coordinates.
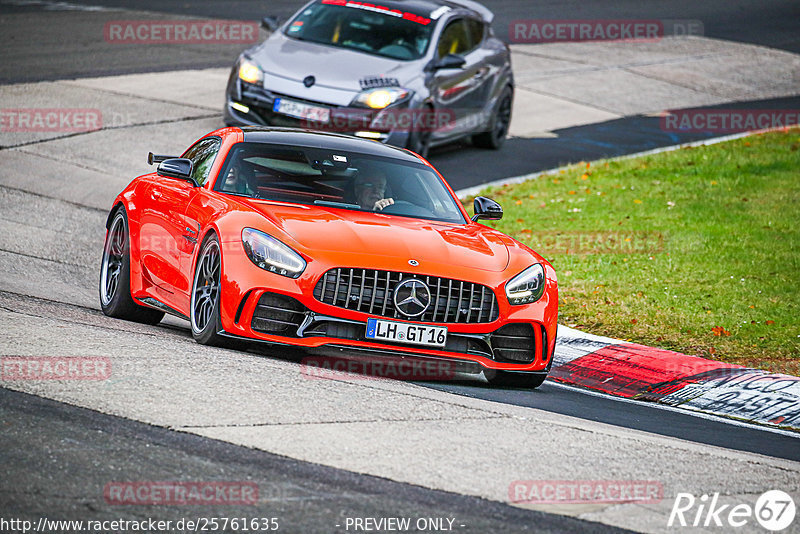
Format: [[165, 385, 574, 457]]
[[406, 106, 433, 158], [487, 343, 554, 389], [487, 370, 547, 389], [99, 208, 165, 325], [472, 86, 513, 149], [190, 234, 229, 347]]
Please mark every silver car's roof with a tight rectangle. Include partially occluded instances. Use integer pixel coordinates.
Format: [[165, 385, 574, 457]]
[[443, 0, 493, 23], [301, 0, 493, 24]]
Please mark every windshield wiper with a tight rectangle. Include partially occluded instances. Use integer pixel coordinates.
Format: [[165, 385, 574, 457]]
[[314, 200, 361, 209]]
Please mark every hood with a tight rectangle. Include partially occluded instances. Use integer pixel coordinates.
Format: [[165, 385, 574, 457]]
[[247, 202, 510, 273], [250, 32, 421, 93]]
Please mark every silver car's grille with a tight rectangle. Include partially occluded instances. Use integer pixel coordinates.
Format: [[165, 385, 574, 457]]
[[313, 268, 499, 324], [272, 91, 338, 109]]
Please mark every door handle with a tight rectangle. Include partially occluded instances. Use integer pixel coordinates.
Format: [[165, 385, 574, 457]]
[[151, 189, 162, 200], [474, 67, 489, 80]]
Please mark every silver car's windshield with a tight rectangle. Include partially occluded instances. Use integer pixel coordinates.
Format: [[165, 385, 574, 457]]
[[215, 143, 467, 224], [284, 0, 435, 60]]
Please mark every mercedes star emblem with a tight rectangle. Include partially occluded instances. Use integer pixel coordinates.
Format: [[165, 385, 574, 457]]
[[393, 279, 431, 317]]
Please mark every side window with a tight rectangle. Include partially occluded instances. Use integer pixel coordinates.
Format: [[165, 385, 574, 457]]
[[183, 137, 221, 186], [437, 19, 471, 58], [465, 18, 484, 47]]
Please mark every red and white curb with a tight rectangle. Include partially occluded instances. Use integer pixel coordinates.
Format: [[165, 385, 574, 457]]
[[457, 129, 800, 433], [553, 326, 800, 432]]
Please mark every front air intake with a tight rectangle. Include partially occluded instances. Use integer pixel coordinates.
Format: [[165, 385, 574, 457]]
[[491, 323, 540, 363], [251, 293, 306, 336]]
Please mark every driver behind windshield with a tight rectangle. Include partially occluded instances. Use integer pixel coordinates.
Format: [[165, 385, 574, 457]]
[[353, 167, 394, 212], [222, 159, 254, 195]]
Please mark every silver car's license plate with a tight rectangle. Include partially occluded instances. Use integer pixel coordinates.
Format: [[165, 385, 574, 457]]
[[366, 318, 447, 348], [273, 97, 330, 122]]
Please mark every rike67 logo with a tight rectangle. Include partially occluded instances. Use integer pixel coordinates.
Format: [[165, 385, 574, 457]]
[[669, 490, 796, 531]]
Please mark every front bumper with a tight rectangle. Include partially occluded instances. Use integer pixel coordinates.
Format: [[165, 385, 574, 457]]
[[224, 77, 412, 148], [217, 242, 558, 373]]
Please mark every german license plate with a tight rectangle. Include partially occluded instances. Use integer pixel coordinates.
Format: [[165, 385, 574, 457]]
[[366, 318, 447, 348], [273, 97, 330, 122]]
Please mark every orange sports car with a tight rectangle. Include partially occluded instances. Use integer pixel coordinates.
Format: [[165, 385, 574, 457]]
[[100, 127, 557, 387]]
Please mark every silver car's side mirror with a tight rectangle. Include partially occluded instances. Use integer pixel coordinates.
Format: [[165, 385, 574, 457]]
[[261, 16, 280, 32], [433, 54, 467, 70]]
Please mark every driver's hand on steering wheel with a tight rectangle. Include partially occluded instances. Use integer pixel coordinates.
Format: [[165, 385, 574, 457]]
[[373, 198, 394, 211]]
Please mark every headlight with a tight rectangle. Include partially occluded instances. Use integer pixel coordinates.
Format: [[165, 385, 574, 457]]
[[506, 264, 546, 305], [242, 228, 306, 278], [238, 58, 263, 85], [353, 87, 411, 109]]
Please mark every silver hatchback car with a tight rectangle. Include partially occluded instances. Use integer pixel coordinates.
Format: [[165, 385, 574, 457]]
[[224, 0, 513, 157]]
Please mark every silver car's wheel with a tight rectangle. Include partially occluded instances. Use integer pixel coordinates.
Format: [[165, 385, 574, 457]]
[[473, 86, 513, 149]]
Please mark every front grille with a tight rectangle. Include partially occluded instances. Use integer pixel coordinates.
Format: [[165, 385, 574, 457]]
[[251, 293, 307, 336], [491, 323, 546, 364], [313, 269, 499, 324]]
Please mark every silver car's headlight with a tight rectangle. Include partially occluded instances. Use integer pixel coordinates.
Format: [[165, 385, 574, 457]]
[[242, 228, 306, 278], [352, 87, 411, 109], [506, 264, 546, 305], [238, 58, 263, 85]]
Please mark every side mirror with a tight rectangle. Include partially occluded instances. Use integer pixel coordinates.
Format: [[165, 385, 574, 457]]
[[261, 16, 280, 32], [433, 54, 466, 71], [471, 196, 503, 222], [157, 158, 198, 186]]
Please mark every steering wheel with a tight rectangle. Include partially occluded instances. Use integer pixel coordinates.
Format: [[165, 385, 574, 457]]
[[380, 200, 435, 218], [378, 43, 417, 60]]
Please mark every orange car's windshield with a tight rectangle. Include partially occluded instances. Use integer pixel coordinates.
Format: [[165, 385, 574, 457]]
[[214, 142, 467, 224]]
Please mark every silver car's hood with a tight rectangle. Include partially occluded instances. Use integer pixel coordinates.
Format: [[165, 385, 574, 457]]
[[251, 32, 421, 94]]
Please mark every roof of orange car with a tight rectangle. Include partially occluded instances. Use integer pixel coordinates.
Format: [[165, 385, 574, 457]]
[[239, 127, 424, 164]]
